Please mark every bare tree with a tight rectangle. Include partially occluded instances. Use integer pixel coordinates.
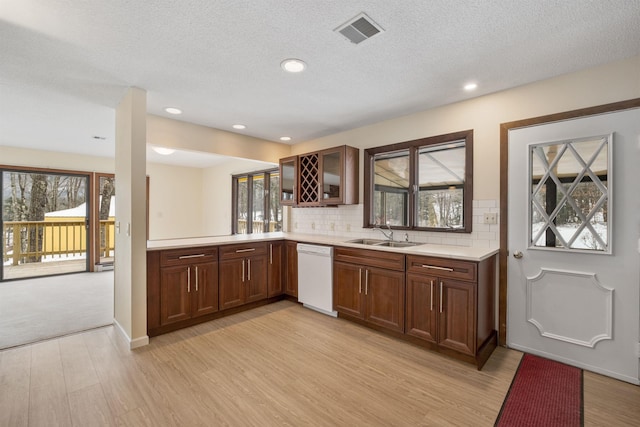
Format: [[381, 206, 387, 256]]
[[9, 172, 29, 221], [27, 174, 48, 262], [99, 178, 115, 220]]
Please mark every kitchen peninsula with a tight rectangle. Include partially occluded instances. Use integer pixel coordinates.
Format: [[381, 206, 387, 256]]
[[147, 232, 498, 368]]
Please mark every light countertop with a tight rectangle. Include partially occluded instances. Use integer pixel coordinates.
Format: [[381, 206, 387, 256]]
[[147, 232, 498, 262]]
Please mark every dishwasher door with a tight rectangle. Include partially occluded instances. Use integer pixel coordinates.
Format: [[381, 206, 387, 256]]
[[297, 243, 336, 317]]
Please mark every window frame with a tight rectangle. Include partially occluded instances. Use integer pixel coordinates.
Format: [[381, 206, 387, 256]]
[[363, 129, 473, 233], [232, 168, 281, 235]]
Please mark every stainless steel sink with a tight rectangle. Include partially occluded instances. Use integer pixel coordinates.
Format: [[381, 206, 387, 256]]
[[375, 241, 420, 248], [345, 238, 420, 248], [346, 238, 387, 245]]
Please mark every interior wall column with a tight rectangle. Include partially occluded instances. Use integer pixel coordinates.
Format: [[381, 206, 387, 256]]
[[114, 87, 148, 348]]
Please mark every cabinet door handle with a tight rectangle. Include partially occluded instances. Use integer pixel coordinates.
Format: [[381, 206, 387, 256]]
[[365, 269, 369, 295], [248, 259, 251, 281], [439, 282, 443, 313], [187, 267, 191, 293], [430, 280, 434, 311], [236, 248, 256, 253], [179, 254, 205, 259], [242, 260, 245, 282], [358, 268, 362, 294], [421, 264, 454, 272], [195, 266, 198, 292], [269, 244, 273, 264]]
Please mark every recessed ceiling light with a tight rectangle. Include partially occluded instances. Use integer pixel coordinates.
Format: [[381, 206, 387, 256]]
[[152, 146, 176, 155], [280, 136, 292, 142], [464, 83, 478, 91], [280, 59, 306, 73], [232, 124, 247, 130], [165, 107, 182, 115]]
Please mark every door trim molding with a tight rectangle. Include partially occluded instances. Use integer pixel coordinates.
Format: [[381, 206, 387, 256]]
[[498, 97, 640, 345]]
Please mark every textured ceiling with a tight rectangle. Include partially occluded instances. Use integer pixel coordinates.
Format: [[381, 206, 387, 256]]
[[1, 0, 639, 166]]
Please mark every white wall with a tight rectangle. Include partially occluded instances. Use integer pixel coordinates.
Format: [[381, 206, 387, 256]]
[[202, 158, 278, 236], [146, 162, 204, 240]]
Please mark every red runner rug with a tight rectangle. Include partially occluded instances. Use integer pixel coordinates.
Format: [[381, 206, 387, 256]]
[[495, 353, 583, 427]]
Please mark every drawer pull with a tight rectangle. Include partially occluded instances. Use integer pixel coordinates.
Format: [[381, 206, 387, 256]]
[[187, 267, 191, 293], [242, 260, 245, 282], [236, 248, 256, 253], [195, 266, 198, 292], [440, 282, 443, 313], [179, 254, 206, 259], [421, 264, 454, 272], [359, 268, 362, 294]]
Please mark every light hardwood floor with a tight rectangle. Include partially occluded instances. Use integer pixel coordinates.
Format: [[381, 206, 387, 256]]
[[1, 300, 638, 426]]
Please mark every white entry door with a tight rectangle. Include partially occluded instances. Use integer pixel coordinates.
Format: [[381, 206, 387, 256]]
[[507, 107, 640, 384]]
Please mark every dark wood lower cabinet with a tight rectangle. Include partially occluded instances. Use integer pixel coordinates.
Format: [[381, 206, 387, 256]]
[[152, 247, 219, 328], [148, 242, 282, 337], [285, 241, 298, 298], [334, 248, 405, 334], [267, 242, 284, 297], [406, 255, 497, 369], [219, 243, 268, 310]]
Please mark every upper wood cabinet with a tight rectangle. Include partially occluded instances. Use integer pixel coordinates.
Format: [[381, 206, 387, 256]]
[[279, 145, 358, 207]]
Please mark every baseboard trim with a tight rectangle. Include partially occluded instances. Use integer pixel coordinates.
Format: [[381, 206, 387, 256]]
[[131, 335, 149, 349], [113, 318, 149, 350]]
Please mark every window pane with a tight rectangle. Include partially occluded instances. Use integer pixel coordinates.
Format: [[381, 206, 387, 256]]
[[530, 136, 610, 251], [417, 141, 465, 228], [252, 175, 264, 234], [373, 150, 409, 226], [236, 177, 248, 234], [269, 173, 282, 232]]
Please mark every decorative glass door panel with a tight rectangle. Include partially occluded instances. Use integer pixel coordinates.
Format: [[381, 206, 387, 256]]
[[529, 135, 610, 252]]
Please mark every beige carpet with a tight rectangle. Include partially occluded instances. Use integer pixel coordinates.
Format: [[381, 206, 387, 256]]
[[0, 271, 113, 349]]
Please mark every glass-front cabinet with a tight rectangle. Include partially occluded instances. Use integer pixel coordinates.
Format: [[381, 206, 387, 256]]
[[279, 156, 297, 206], [320, 148, 344, 205]]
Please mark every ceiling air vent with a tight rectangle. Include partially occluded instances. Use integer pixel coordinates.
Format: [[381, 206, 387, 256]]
[[335, 13, 384, 44]]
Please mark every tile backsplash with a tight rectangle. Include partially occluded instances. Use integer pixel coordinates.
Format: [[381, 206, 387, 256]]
[[287, 200, 499, 249]]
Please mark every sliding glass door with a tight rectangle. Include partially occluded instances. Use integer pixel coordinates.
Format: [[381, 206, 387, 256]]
[[1, 168, 90, 280]]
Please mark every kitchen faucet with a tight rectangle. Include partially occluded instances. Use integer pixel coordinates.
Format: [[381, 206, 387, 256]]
[[374, 223, 394, 241]]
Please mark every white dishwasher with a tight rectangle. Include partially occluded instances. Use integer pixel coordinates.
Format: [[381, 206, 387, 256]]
[[297, 243, 337, 317]]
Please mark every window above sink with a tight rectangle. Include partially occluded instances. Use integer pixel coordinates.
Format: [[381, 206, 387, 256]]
[[363, 129, 473, 233]]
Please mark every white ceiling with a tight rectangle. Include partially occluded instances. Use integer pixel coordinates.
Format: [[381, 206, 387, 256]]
[[1, 1, 639, 167]]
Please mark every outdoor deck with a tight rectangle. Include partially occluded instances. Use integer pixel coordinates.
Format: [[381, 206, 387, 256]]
[[3, 259, 88, 280]]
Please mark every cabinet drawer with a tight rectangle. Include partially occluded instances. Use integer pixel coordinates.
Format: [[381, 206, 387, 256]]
[[335, 247, 405, 271], [219, 242, 268, 260], [160, 246, 218, 267], [406, 256, 476, 282]]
